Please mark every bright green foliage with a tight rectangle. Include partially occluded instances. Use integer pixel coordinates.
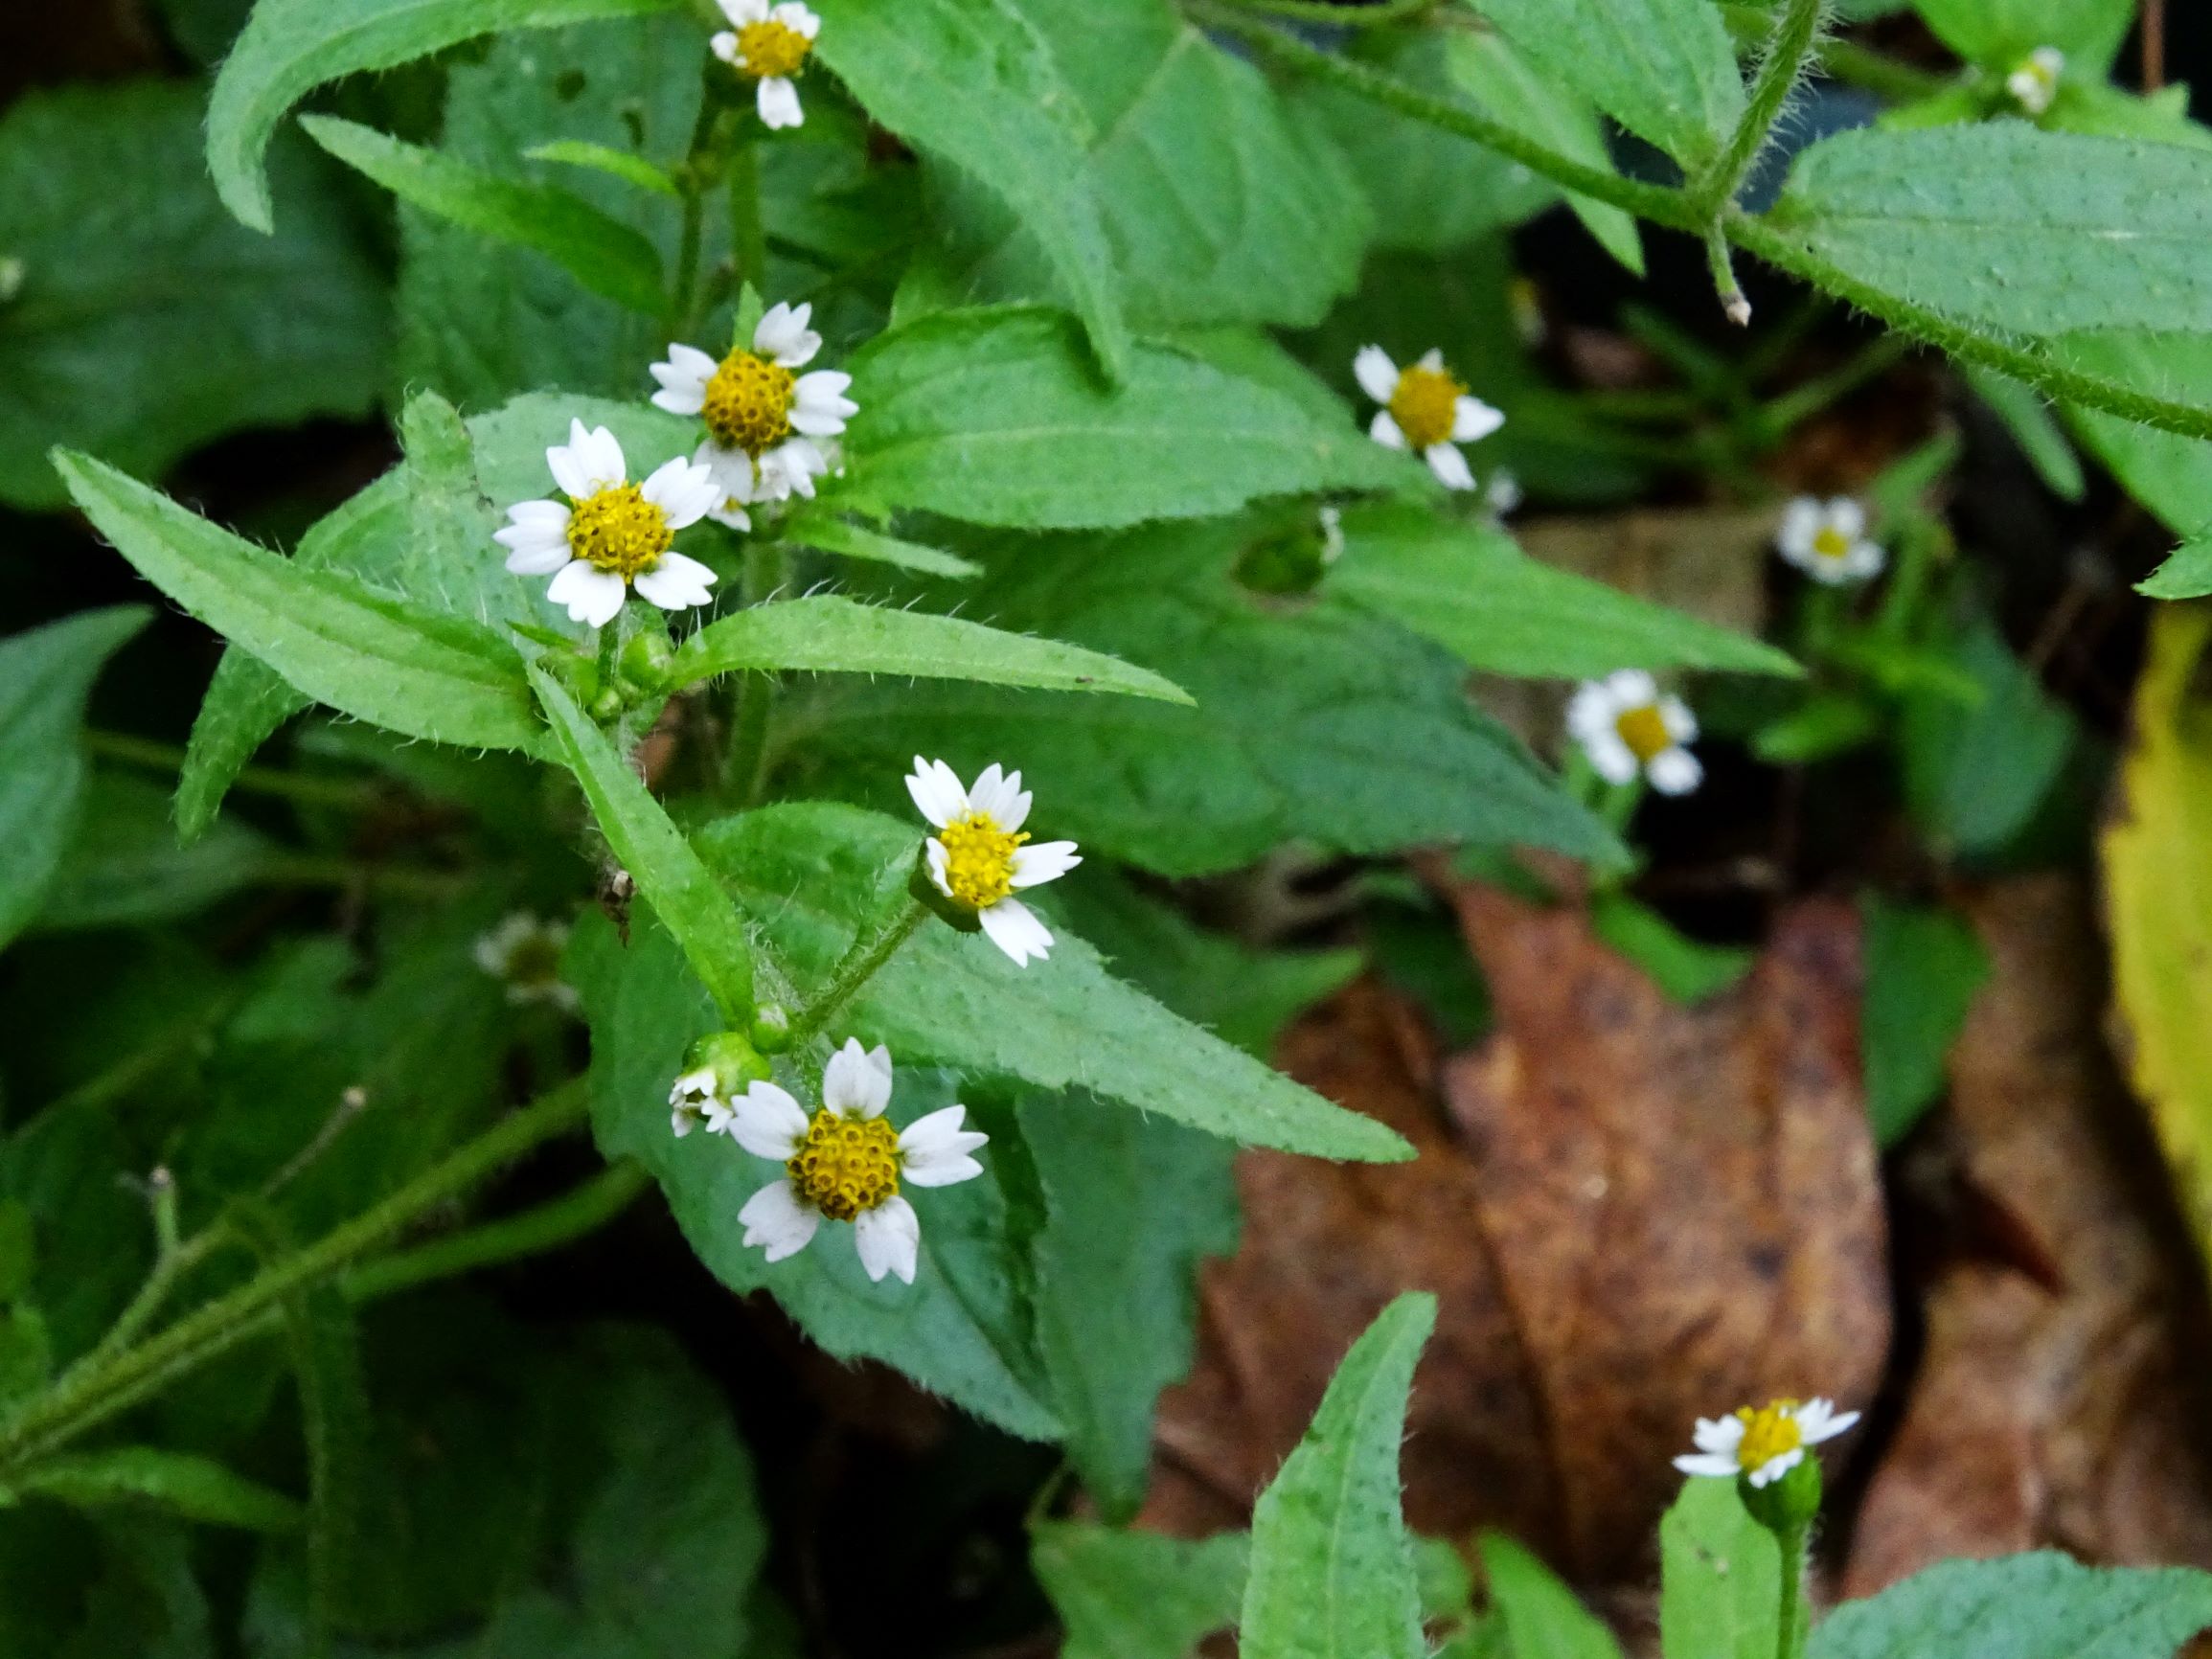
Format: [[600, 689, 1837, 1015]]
[[782, 511, 983, 579], [1033, 1523, 1249, 1659], [1590, 893, 1755, 1005], [1860, 897, 1990, 1147], [2141, 540, 2212, 601], [1912, 0, 2136, 71], [2063, 333, 2212, 539], [0, 82, 385, 510], [206, 0, 677, 231], [671, 594, 1192, 702], [840, 308, 1418, 529], [810, 0, 1129, 378], [301, 116, 667, 316], [0, 608, 148, 949], [1471, 0, 1745, 169], [1809, 1553, 2212, 1659], [1242, 1292, 1434, 1659], [696, 804, 1414, 1163], [36, 774, 276, 932], [1478, 1533, 1627, 1659], [526, 139, 682, 199], [1658, 1477, 1780, 1659], [1323, 504, 1796, 678]]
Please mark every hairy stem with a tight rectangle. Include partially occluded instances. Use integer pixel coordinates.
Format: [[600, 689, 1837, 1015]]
[[82, 731, 376, 811], [792, 899, 928, 1044], [342, 1161, 651, 1305], [1696, 0, 1827, 215], [1775, 1522, 1811, 1659]]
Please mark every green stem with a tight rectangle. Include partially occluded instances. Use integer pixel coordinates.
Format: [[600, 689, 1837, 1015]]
[[723, 539, 784, 805], [792, 899, 928, 1043], [728, 138, 765, 295], [1706, 224, 1752, 327], [0, 1082, 589, 1475], [1209, 0, 1435, 24], [342, 1162, 651, 1305], [82, 731, 376, 811], [1775, 1522, 1811, 1659], [1696, 0, 1827, 215], [1753, 330, 1911, 441]]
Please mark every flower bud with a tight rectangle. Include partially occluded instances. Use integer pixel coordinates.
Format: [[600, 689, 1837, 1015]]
[[748, 1002, 795, 1054], [618, 626, 677, 695], [679, 1029, 774, 1100], [1739, 1452, 1822, 1535]]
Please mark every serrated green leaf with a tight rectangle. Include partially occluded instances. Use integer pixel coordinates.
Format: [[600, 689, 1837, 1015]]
[[1810, 1553, 2212, 1659], [2141, 540, 2212, 600], [697, 803, 1413, 1163], [302, 114, 665, 315], [1657, 1477, 1779, 1659], [532, 668, 754, 1019], [1898, 613, 2079, 859], [1769, 127, 2212, 338], [57, 451, 544, 755], [0, 80, 385, 510], [782, 511, 983, 580], [841, 307, 1420, 530], [1024, 1096, 1239, 1519], [1471, 0, 1744, 169], [0, 606, 149, 950], [525, 139, 680, 197], [673, 594, 1190, 702], [1033, 1524, 1249, 1659], [1860, 896, 1989, 1147], [206, 0, 676, 232], [810, 0, 1129, 379], [8, 1447, 301, 1532], [1912, 0, 2134, 72], [1324, 504, 1795, 678], [1478, 1534, 1626, 1659], [1242, 1292, 1434, 1659]]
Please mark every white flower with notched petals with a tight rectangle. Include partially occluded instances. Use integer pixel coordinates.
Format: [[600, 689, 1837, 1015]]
[[493, 420, 720, 628], [1567, 670, 1701, 796], [1777, 496, 1884, 585], [904, 758, 1081, 967], [2007, 45, 2064, 116], [668, 1067, 737, 1139], [711, 0, 820, 129], [650, 300, 855, 521], [472, 912, 580, 1011], [1676, 1398, 1860, 1488], [727, 1039, 988, 1284], [1354, 345, 1503, 491]]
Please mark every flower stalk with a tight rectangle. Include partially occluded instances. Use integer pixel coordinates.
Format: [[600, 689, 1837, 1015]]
[[791, 898, 929, 1043]]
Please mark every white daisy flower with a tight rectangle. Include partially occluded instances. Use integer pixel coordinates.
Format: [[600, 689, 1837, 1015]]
[[1567, 670, 1702, 796], [1353, 345, 1504, 491], [493, 420, 721, 628], [669, 1067, 737, 1139], [2006, 45, 2064, 116], [471, 912, 580, 1011], [730, 1039, 988, 1284], [650, 300, 855, 521], [1676, 1398, 1860, 1488], [1776, 495, 1883, 585], [710, 0, 820, 129], [904, 758, 1082, 967]]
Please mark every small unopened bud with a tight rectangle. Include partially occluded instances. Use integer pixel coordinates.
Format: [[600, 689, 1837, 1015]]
[[1722, 290, 1752, 328], [680, 1029, 773, 1100], [748, 1002, 795, 1054], [1740, 1453, 1822, 1534], [618, 627, 676, 694]]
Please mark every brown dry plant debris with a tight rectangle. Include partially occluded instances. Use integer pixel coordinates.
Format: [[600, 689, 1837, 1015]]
[[1144, 877, 1889, 1586], [1842, 877, 2212, 1595]]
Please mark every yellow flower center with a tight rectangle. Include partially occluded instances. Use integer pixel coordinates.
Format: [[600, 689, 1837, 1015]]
[[1812, 525, 1852, 561], [787, 1109, 901, 1221], [937, 811, 1026, 911], [565, 484, 670, 579], [703, 349, 796, 456], [1733, 1402, 1804, 1472], [737, 19, 812, 80], [1614, 703, 1674, 764], [1388, 363, 1465, 451]]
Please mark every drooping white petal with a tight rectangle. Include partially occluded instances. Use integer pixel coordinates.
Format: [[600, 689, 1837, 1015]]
[[753, 301, 820, 367], [899, 1105, 988, 1187], [760, 438, 828, 499], [640, 455, 722, 529], [822, 1037, 894, 1119], [853, 1195, 921, 1284], [668, 1066, 718, 1108], [1353, 346, 1401, 404], [1646, 747, 1703, 797], [924, 838, 952, 896], [978, 898, 1054, 966], [1368, 410, 1407, 451], [699, 1099, 737, 1135], [633, 551, 718, 612], [1452, 396, 1505, 443], [771, 0, 820, 36], [905, 757, 967, 828], [740, 1178, 821, 1261], [788, 371, 856, 436], [757, 77, 805, 130], [546, 561, 628, 627], [728, 1080, 810, 1159], [1745, 1446, 1805, 1488], [1008, 840, 1080, 889], [1424, 443, 1475, 491], [1674, 1452, 1745, 1478]]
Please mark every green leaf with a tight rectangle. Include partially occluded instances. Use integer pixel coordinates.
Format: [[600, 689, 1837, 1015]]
[[1912, 0, 2135, 71], [1477, 1534, 1626, 1659], [35, 773, 276, 931], [1963, 366, 2086, 502], [2141, 539, 2212, 600], [1323, 503, 1796, 678], [7, 1447, 300, 1533], [1590, 893, 1755, 1005], [1033, 1523, 1249, 1659], [0, 606, 148, 950], [810, 0, 1130, 379], [1768, 127, 2212, 338], [1242, 1292, 1434, 1659], [1024, 1096, 1239, 1518], [1809, 1553, 2212, 1659], [778, 518, 1616, 877], [1898, 613, 2080, 859], [782, 511, 983, 580], [1860, 896, 1990, 1147], [841, 307, 1418, 530], [532, 669, 754, 1019], [672, 594, 1192, 703], [525, 138, 680, 197], [574, 914, 1062, 1439], [206, 0, 676, 232], [0, 80, 385, 510], [1471, 0, 1745, 170], [699, 803, 1413, 1163], [1657, 1478, 1779, 1659], [56, 451, 544, 755], [301, 114, 666, 315], [2061, 332, 2212, 539]]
